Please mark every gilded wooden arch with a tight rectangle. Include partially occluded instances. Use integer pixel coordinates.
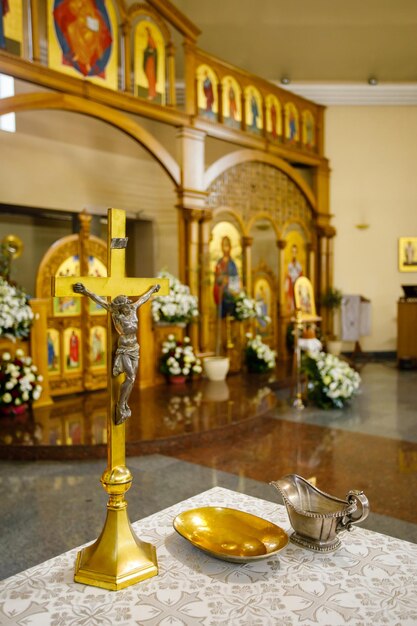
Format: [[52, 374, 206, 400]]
[[35, 218, 108, 397], [282, 218, 312, 244], [211, 206, 246, 236], [0, 93, 181, 186], [128, 3, 171, 42], [247, 212, 281, 241], [204, 149, 317, 213]]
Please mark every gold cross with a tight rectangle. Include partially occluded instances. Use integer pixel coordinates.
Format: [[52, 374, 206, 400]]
[[51, 208, 169, 590]]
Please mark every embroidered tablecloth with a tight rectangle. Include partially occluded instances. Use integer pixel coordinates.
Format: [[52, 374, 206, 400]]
[[1, 486, 416, 625]]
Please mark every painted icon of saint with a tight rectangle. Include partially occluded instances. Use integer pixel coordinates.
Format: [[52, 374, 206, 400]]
[[228, 82, 237, 120], [143, 26, 157, 99], [285, 243, 303, 312], [213, 236, 241, 318], [68, 330, 80, 367], [270, 103, 277, 139], [289, 108, 297, 141], [203, 71, 214, 112], [0, 0, 9, 49], [53, 0, 113, 77], [251, 93, 259, 130]]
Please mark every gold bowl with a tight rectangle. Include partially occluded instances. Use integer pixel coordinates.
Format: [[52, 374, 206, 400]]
[[173, 506, 288, 563]]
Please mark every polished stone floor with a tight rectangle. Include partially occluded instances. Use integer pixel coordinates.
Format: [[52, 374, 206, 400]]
[[0, 361, 416, 581]]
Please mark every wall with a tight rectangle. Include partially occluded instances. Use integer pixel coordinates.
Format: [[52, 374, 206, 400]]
[[0, 110, 179, 283], [325, 106, 417, 351]]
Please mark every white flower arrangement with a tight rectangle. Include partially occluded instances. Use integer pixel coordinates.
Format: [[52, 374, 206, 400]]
[[245, 333, 276, 373], [160, 335, 202, 378], [302, 350, 361, 409], [151, 271, 199, 325], [0, 277, 34, 340], [0, 349, 43, 409], [233, 291, 271, 324]]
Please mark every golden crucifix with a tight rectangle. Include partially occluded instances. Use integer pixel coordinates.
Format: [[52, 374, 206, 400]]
[[52, 208, 169, 591]]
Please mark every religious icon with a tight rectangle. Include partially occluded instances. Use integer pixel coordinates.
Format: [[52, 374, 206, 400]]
[[0, 0, 23, 55], [88, 256, 107, 314], [266, 94, 282, 140], [284, 243, 303, 313], [0, 0, 9, 49], [73, 282, 160, 424], [245, 86, 263, 134], [68, 329, 80, 367], [134, 19, 166, 104], [90, 325, 106, 368], [285, 102, 299, 142], [213, 235, 240, 318], [197, 64, 218, 120], [294, 276, 317, 321], [67, 419, 82, 445], [254, 277, 271, 329], [398, 237, 417, 272], [47, 0, 118, 89], [47, 328, 60, 373], [63, 327, 82, 372], [302, 110, 316, 148], [222, 76, 242, 129], [52, 0, 113, 77]]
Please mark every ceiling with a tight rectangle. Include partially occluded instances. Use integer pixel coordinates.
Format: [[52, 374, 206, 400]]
[[172, 0, 417, 84]]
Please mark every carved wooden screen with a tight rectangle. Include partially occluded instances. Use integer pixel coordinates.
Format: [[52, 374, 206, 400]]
[[35, 215, 107, 397]]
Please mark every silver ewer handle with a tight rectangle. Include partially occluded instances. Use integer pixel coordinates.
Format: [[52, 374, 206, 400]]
[[339, 490, 370, 533]]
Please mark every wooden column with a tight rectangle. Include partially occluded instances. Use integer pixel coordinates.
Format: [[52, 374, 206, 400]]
[[122, 21, 132, 94], [29, 0, 41, 63], [199, 210, 213, 353], [176, 127, 208, 350], [242, 236, 253, 294], [183, 39, 197, 116], [276, 239, 288, 359], [217, 81, 223, 123], [167, 41, 176, 107]]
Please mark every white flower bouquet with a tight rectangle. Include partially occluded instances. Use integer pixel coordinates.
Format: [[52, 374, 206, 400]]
[[245, 333, 276, 373], [160, 335, 202, 379], [152, 271, 199, 325], [233, 291, 271, 325], [0, 277, 34, 340], [0, 349, 43, 411], [302, 350, 361, 409]]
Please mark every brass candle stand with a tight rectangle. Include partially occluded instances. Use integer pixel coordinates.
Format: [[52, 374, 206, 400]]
[[292, 308, 305, 410], [52, 208, 169, 591]]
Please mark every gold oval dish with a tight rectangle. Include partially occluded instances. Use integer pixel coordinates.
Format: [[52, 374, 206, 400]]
[[173, 506, 289, 563]]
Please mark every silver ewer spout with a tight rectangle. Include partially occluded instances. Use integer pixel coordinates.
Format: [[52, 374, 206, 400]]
[[270, 474, 370, 552]]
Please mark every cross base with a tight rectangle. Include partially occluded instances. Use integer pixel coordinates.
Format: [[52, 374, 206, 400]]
[[74, 503, 158, 591]]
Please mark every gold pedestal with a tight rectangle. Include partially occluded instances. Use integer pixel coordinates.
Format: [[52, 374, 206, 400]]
[[74, 466, 158, 591], [74, 507, 157, 591]]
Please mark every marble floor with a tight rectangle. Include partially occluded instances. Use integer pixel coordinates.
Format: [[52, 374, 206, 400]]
[[0, 361, 416, 581]]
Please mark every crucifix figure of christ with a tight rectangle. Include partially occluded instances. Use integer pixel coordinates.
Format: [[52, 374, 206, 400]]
[[73, 282, 160, 424], [52, 208, 169, 591]]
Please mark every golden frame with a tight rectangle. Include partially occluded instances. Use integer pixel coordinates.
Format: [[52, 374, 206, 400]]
[[399, 237, 417, 272], [294, 276, 318, 321]]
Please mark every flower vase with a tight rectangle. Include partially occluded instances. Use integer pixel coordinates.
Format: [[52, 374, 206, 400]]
[[0, 403, 29, 422], [169, 375, 187, 385]]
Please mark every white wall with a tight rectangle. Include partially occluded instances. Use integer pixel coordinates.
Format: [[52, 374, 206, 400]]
[[326, 106, 417, 351], [0, 111, 178, 277]]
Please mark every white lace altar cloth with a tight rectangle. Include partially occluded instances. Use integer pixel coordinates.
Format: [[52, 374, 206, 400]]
[[1, 487, 416, 625]]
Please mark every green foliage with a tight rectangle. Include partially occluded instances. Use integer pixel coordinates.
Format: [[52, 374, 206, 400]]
[[321, 287, 343, 310]]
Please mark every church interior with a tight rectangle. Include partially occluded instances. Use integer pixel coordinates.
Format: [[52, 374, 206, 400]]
[[0, 0, 417, 617]]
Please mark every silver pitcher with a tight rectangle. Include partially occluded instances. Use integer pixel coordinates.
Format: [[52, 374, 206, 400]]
[[270, 474, 369, 552]]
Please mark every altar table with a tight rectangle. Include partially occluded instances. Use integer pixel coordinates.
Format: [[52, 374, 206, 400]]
[[1, 487, 417, 625]]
